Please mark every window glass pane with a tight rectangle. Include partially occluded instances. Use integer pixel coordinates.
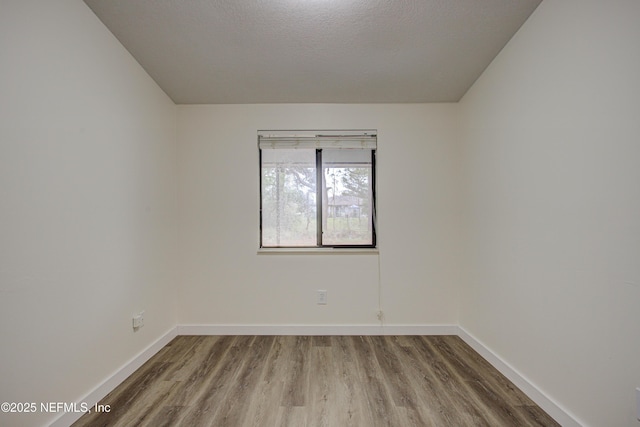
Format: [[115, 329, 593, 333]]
[[261, 149, 317, 247], [321, 149, 373, 245]]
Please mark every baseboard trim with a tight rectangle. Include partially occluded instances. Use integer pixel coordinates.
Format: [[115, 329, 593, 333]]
[[457, 326, 584, 427], [49, 326, 178, 427], [177, 323, 458, 336]]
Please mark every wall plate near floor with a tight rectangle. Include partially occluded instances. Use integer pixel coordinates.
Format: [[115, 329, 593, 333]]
[[636, 387, 640, 421], [316, 290, 327, 305], [132, 311, 144, 330]]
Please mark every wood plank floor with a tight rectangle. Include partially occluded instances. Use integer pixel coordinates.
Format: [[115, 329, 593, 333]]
[[72, 335, 559, 427]]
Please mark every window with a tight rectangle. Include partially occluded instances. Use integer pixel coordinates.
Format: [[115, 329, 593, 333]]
[[259, 131, 377, 248]]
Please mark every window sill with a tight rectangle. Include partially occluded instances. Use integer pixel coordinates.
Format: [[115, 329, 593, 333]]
[[258, 247, 379, 255]]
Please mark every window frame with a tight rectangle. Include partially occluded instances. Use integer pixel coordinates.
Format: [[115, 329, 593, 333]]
[[258, 131, 377, 250]]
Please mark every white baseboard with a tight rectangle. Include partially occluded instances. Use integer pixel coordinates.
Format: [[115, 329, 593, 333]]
[[457, 326, 584, 427], [49, 326, 178, 427], [177, 323, 458, 336]]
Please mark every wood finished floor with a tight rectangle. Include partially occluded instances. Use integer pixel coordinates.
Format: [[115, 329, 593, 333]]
[[72, 335, 559, 427]]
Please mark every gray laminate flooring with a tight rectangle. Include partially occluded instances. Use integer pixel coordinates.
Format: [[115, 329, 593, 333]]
[[72, 335, 559, 426]]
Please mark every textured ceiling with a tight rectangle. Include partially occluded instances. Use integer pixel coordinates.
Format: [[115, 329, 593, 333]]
[[84, 0, 541, 104]]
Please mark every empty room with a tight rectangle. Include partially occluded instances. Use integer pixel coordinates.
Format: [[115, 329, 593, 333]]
[[1, 0, 639, 426]]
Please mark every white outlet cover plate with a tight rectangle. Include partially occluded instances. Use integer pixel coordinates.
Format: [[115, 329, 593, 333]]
[[317, 290, 327, 305], [133, 312, 144, 328]]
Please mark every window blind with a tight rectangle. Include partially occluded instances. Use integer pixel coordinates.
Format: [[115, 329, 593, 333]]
[[258, 132, 377, 150]]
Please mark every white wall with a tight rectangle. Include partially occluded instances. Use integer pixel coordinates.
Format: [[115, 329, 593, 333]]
[[459, 0, 640, 425], [177, 104, 462, 328], [0, 1, 177, 426]]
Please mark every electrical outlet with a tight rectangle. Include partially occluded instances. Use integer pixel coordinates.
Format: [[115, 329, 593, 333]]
[[636, 387, 640, 421], [132, 311, 144, 329], [317, 290, 327, 305]]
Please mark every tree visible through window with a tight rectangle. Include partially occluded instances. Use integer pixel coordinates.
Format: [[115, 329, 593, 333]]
[[259, 132, 376, 248]]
